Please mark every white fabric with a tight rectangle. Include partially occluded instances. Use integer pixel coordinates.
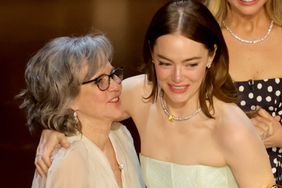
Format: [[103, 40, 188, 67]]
[[140, 154, 239, 188], [31, 122, 145, 188]]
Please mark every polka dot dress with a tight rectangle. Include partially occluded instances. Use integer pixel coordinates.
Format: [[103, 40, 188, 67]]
[[235, 78, 282, 185]]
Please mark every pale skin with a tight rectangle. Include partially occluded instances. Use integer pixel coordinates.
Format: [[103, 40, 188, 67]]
[[36, 33, 275, 187], [223, 0, 282, 147]]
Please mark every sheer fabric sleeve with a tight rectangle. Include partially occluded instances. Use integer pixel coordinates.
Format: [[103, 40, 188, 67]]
[[45, 142, 89, 188]]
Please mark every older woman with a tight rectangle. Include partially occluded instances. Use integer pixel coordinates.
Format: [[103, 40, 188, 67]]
[[17, 34, 145, 188]]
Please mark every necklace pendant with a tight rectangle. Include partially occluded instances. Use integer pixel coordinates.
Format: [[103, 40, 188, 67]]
[[168, 114, 174, 122], [159, 89, 201, 122]]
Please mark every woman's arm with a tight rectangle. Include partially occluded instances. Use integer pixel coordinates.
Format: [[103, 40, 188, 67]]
[[119, 74, 148, 120], [252, 107, 282, 148], [220, 105, 275, 188], [115, 74, 146, 121]]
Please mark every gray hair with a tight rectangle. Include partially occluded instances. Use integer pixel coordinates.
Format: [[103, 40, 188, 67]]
[[17, 33, 113, 136]]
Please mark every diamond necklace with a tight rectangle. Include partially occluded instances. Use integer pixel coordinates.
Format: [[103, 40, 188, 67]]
[[159, 91, 201, 122], [222, 20, 273, 44]]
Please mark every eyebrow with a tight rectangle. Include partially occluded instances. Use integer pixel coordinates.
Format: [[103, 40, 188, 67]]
[[157, 54, 202, 63]]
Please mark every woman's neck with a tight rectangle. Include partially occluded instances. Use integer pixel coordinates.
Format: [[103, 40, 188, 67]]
[[225, 8, 270, 31], [79, 116, 113, 150], [223, 8, 273, 43], [161, 92, 200, 117]]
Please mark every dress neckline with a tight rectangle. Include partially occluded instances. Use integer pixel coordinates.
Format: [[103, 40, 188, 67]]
[[139, 153, 228, 169], [234, 77, 282, 84]]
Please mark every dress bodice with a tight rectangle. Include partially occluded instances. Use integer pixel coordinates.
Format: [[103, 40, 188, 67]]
[[234, 78, 282, 117], [140, 154, 239, 188]]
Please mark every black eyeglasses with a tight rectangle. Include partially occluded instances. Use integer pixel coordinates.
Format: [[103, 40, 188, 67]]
[[82, 67, 123, 91]]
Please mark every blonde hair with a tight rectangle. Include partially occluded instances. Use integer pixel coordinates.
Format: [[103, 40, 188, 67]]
[[204, 0, 282, 27]]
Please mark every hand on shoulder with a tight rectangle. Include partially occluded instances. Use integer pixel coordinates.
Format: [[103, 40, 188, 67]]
[[35, 129, 69, 176]]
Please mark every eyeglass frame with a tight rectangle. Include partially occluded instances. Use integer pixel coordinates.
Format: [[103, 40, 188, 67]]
[[81, 67, 123, 91]]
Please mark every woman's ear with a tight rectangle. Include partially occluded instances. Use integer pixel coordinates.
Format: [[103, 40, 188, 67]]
[[69, 97, 79, 111]]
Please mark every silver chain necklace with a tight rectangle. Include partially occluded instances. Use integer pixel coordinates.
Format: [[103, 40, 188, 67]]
[[222, 20, 273, 44], [159, 91, 201, 122]]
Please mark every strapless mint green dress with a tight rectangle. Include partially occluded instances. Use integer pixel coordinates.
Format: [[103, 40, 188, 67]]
[[140, 154, 239, 188]]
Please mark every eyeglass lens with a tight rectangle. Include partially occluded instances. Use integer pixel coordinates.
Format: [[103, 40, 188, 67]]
[[96, 67, 123, 91]]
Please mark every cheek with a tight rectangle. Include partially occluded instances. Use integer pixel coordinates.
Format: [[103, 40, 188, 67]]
[[77, 90, 104, 110], [155, 67, 170, 80], [184, 67, 206, 82], [82, 95, 107, 117], [86, 93, 105, 107]]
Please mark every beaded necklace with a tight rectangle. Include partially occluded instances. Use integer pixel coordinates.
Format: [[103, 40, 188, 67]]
[[159, 90, 201, 122], [222, 20, 273, 44]]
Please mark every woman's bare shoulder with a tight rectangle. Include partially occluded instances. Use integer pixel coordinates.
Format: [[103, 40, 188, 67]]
[[120, 74, 153, 120], [214, 100, 257, 146], [122, 74, 152, 97], [123, 74, 146, 83]]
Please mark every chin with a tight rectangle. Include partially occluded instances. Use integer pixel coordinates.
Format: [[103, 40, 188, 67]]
[[167, 94, 190, 104], [112, 111, 123, 119]]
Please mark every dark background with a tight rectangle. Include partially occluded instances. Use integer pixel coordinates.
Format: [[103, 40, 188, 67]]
[[0, 0, 167, 187]]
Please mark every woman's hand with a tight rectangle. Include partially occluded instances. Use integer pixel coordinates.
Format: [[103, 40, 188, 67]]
[[35, 129, 69, 176], [263, 115, 282, 148], [251, 107, 282, 148]]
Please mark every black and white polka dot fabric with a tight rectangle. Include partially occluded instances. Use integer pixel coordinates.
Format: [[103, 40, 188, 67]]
[[235, 78, 282, 185]]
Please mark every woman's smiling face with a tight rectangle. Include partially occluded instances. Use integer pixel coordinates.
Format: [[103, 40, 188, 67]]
[[152, 33, 214, 106], [227, 0, 268, 16]]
